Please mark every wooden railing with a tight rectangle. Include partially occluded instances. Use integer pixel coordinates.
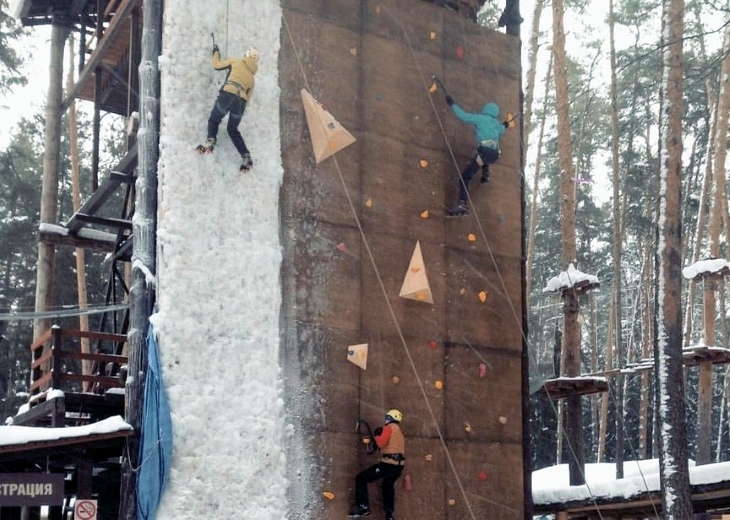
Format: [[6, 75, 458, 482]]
[[30, 325, 128, 395]]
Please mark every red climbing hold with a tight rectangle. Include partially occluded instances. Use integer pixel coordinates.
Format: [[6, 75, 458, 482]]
[[429, 339, 438, 350], [456, 44, 465, 60], [479, 363, 487, 378], [478, 470, 487, 482], [405, 474, 412, 491]]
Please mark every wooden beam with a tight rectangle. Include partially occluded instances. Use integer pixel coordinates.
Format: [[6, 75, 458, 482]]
[[66, 168, 135, 233], [63, 0, 141, 111]]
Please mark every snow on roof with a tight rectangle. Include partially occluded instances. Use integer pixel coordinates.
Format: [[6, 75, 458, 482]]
[[0, 416, 132, 447], [532, 459, 730, 506], [682, 258, 730, 279], [543, 263, 600, 293]]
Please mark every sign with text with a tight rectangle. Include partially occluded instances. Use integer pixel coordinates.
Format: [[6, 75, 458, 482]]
[[0, 473, 64, 506]]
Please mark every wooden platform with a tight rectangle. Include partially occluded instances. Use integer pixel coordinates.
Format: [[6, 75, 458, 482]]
[[540, 376, 609, 399]]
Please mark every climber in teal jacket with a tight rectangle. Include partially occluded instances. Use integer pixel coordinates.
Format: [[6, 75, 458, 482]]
[[446, 95, 508, 216]]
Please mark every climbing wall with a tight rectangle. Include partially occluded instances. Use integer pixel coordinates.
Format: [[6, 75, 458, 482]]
[[279, 1, 524, 519]]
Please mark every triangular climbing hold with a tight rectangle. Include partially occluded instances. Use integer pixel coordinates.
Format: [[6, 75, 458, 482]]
[[399, 241, 434, 304], [301, 89, 356, 163], [347, 343, 368, 370]]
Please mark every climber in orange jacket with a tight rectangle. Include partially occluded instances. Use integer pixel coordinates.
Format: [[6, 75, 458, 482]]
[[349, 409, 405, 520]]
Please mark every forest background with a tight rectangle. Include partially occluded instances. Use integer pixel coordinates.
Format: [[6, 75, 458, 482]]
[[0, 0, 729, 476]]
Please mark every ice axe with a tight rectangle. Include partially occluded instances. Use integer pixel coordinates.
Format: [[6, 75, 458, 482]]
[[430, 75, 450, 98], [503, 112, 523, 129], [355, 418, 378, 454]]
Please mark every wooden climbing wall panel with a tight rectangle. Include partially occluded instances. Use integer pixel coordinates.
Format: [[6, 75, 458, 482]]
[[279, 0, 524, 518]]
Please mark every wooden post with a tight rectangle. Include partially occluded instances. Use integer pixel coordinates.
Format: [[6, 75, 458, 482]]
[[563, 289, 584, 485], [67, 35, 92, 389], [33, 20, 70, 342], [697, 274, 717, 465], [119, 0, 161, 518]]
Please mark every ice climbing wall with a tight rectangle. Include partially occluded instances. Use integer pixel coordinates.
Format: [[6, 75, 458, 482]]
[[154, 1, 287, 519], [279, 1, 525, 519]]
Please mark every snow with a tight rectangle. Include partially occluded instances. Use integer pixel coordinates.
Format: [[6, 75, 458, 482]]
[[0, 415, 131, 445], [543, 263, 600, 293], [533, 458, 730, 507], [150, 1, 287, 519], [682, 258, 730, 279], [39, 222, 118, 243]]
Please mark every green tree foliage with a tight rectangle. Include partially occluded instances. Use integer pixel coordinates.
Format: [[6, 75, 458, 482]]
[[0, 0, 26, 96]]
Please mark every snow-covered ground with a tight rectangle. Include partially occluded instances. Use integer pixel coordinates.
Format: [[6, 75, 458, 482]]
[[150, 1, 288, 518]]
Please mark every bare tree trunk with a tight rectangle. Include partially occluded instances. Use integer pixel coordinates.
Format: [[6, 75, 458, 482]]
[[552, 0, 582, 486], [526, 57, 552, 309], [655, 0, 692, 515], [597, 300, 614, 462], [638, 239, 653, 459], [34, 21, 70, 341], [522, 0, 544, 147], [608, 0, 625, 478]]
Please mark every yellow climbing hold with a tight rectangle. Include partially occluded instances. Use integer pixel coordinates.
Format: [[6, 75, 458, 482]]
[[429, 82, 438, 93], [420, 159, 429, 168], [467, 233, 476, 242], [323, 491, 335, 500], [464, 422, 472, 433], [448, 498, 457, 506], [460, 288, 466, 295], [424, 454, 433, 461], [365, 198, 373, 207], [350, 48, 357, 56], [430, 31, 437, 40], [478, 291, 488, 303], [420, 210, 430, 219]]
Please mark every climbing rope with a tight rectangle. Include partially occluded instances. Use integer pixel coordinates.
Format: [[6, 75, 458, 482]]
[[283, 5, 526, 517]]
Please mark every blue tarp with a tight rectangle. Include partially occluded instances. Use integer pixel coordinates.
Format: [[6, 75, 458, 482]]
[[137, 325, 173, 520]]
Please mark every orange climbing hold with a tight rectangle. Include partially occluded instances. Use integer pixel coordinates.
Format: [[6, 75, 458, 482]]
[[419, 159, 429, 168], [420, 210, 430, 219], [468, 233, 476, 242], [478, 291, 488, 303], [323, 491, 335, 500]]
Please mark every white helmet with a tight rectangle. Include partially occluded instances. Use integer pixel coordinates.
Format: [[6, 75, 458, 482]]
[[244, 48, 260, 62]]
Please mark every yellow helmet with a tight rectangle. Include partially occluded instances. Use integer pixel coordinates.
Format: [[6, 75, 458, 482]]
[[385, 409, 402, 423]]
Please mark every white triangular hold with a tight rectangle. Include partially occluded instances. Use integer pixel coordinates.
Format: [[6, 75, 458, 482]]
[[399, 241, 433, 304], [301, 89, 356, 163], [347, 343, 368, 370]]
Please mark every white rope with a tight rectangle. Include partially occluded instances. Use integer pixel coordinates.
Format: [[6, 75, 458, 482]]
[[0, 303, 129, 321]]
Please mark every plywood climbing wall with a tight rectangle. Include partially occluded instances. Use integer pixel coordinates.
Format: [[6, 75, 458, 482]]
[[279, 1, 524, 518]]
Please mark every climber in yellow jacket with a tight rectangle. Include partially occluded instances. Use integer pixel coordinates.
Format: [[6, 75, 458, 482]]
[[197, 43, 259, 172]]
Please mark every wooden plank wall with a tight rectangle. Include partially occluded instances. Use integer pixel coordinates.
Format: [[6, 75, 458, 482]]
[[279, 1, 524, 518]]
